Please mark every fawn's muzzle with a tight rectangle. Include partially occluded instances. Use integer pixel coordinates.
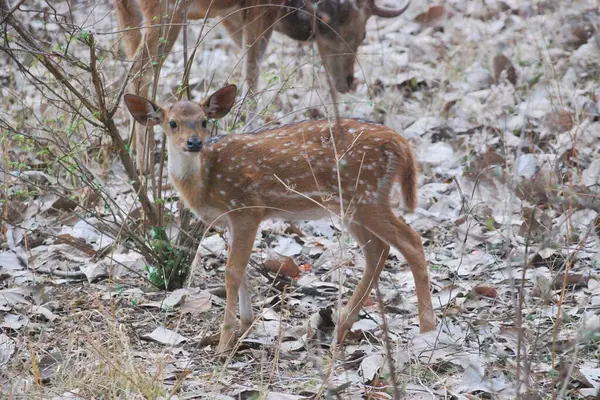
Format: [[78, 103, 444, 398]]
[[186, 136, 203, 152]]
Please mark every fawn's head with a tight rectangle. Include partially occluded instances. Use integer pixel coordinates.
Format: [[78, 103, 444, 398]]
[[305, 0, 411, 93], [123, 85, 237, 154]]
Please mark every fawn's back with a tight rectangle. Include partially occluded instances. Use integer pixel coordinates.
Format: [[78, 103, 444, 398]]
[[171, 119, 418, 225]]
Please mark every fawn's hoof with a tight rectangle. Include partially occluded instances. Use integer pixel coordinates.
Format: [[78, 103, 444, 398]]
[[419, 312, 437, 333], [215, 344, 234, 356]]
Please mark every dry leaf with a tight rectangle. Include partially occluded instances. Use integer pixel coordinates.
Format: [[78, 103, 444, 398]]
[[552, 272, 589, 290], [29, 306, 57, 321], [161, 288, 188, 310], [0, 251, 23, 271], [272, 237, 303, 257], [359, 354, 384, 382], [474, 284, 498, 298], [350, 318, 378, 333], [1, 313, 28, 330], [283, 222, 305, 237], [0, 286, 43, 311], [0, 333, 15, 369], [53, 234, 96, 256], [545, 110, 574, 132], [264, 250, 301, 279], [38, 351, 63, 382], [492, 54, 517, 84], [414, 5, 448, 28], [142, 327, 187, 346], [180, 290, 213, 314]]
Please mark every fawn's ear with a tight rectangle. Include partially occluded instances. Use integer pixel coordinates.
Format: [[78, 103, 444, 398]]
[[201, 84, 237, 119], [123, 94, 164, 126]]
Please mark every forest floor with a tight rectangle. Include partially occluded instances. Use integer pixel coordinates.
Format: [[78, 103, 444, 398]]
[[1, 0, 600, 399]]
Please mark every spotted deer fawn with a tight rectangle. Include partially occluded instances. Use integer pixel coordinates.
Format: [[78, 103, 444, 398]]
[[124, 84, 436, 353], [114, 0, 411, 172]]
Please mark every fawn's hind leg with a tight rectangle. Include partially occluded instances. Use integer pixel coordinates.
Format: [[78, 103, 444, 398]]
[[352, 206, 436, 333], [336, 223, 390, 343]]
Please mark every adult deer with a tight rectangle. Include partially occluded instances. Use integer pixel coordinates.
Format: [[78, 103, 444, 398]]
[[123, 84, 436, 354], [114, 0, 411, 172]]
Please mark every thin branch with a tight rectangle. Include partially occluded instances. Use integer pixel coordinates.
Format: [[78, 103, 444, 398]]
[[0, 0, 26, 25]]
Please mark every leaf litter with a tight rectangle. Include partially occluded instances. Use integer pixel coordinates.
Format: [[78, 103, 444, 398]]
[[1, 0, 600, 398]]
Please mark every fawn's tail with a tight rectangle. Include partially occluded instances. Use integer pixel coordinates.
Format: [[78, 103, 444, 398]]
[[400, 145, 418, 212]]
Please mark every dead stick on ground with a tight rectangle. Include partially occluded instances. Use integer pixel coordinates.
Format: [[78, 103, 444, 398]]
[[375, 284, 400, 400]]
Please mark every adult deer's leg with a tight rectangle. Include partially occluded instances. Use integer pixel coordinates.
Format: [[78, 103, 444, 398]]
[[131, 0, 184, 172], [222, 1, 277, 94], [217, 214, 261, 354], [114, 0, 143, 58], [337, 224, 390, 343], [352, 206, 436, 333]]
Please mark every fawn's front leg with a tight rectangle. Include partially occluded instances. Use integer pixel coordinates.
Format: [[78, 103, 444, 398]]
[[217, 215, 261, 354], [238, 276, 254, 333]]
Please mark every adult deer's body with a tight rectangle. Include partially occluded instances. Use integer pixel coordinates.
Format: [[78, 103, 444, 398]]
[[124, 85, 436, 353], [114, 0, 411, 171]]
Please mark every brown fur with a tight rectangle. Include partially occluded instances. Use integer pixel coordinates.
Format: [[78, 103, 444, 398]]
[[124, 85, 436, 354]]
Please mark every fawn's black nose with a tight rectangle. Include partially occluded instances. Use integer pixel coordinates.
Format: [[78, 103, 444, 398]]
[[186, 136, 203, 152]]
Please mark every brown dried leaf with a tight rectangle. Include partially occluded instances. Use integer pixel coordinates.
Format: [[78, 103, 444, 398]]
[[284, 222, 305, 237], [552, 272, 589, 290], [519, 207, 552, 238], [264, 251, 301, 279], [415, 5, 448, 28], [545, 110, 574, 132], [492, 54, 517, 84], [474, 284, 498, 298], [53, 234, 96, 257]]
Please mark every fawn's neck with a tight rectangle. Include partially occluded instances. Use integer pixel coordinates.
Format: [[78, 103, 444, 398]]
[[167, 141, 201, 181]]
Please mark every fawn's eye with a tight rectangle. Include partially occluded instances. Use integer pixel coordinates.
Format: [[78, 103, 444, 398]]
[[201, 120, 208, 129], [169, 120, 177, 129]]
